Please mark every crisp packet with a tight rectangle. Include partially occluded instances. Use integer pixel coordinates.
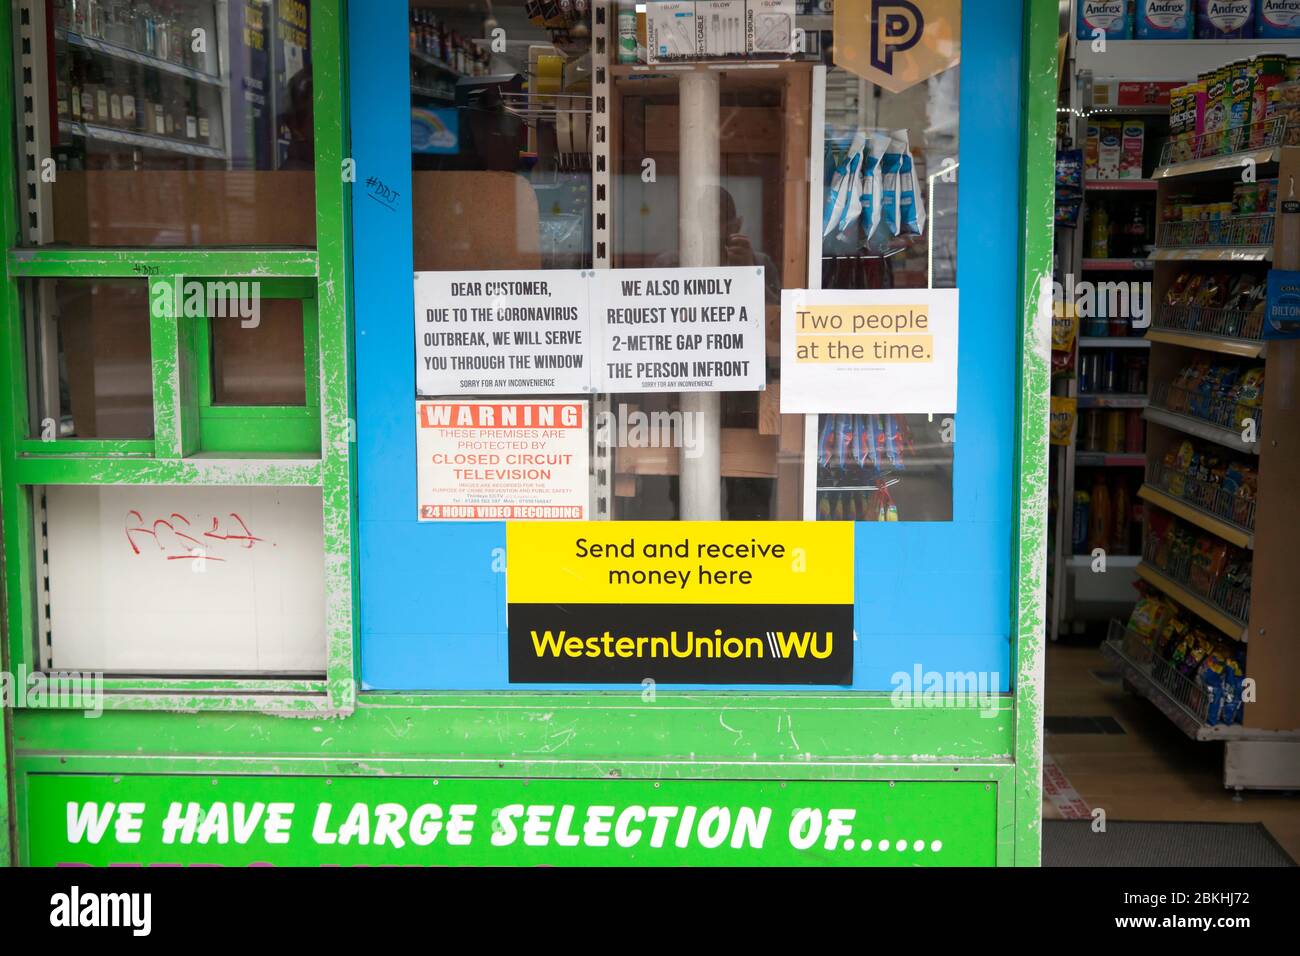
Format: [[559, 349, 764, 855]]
[[822, 131, 866, 238], [894, 130, 926, 236]]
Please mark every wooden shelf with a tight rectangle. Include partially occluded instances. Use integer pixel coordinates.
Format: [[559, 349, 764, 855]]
[[1145, 329, 1266, 359], [1139, 484, 1254, 550], [1144, 406, 1259, 455], [1135, 562, 1247, 642]]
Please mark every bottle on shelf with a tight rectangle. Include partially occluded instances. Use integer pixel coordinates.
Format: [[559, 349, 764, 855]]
[[1072, 490, 1091, 555], [1279, 176, 1300, 272], [1088, 472, 1112, 553], [137, 1, 157, 58], [169, 3, 186, 66], [1112, 478, 1131, 556], [71, 58, 87, 122], [121, 66, 138, 130], [184, 85, 198, 140], [108, 62, 123, 126], [1089, 202, 1110, 258]]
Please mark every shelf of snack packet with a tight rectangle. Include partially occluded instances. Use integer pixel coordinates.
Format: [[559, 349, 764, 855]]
[[1101, 618, 1247, 741], [1135, 565, 1247, 643], [1144, 478, 1253, 554]]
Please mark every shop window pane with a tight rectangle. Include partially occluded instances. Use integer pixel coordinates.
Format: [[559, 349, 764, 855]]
[[25, 278, 154, 440], [30, 0, 315, 246], [210, 298, 306, 405], [410, 1, 958, 523], [43, 484, 326, 674]]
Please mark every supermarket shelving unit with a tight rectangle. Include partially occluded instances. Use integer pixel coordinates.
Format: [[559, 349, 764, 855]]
[[1100, 142, 1300, 791]]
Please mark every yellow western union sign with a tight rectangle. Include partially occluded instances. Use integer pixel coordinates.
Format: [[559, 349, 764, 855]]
[[506, 522, 855, 685], [506, 522, 853, 605]]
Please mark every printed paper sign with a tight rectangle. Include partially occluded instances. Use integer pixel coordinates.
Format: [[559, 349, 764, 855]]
[[416, 400, 589, 521], [592, 267, 767, 393], [780, 288, 959, 414], [506, 522, 853, 684], [415, 270, 591, 396]]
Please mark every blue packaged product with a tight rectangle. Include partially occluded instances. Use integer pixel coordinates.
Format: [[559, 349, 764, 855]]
[[1137, 0, 1195, 37], [1257, 0, 1300, 36], [1078, 0, 1132, 38], [1196, 0, 1256, 37]]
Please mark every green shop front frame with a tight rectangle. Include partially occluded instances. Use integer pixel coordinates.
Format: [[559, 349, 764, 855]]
[[1, 0, 1056, 868]]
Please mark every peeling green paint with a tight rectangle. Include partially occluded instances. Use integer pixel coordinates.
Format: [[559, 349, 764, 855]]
[[1012, 0, 1059, 866]]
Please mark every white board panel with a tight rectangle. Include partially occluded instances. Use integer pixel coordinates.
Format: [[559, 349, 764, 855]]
[[45, 485, 326, 674]]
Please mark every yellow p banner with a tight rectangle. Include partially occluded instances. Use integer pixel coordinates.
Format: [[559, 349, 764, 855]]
[[833, 0, 962, 94]]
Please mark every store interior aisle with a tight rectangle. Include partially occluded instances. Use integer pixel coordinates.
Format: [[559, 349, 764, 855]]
[[1043, 643, 1300, 862]]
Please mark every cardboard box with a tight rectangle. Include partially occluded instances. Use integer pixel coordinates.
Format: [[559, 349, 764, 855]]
[[697, 0, 745, 58], [1085, 119, 1101, 180], [646, 2, 698, 64], [1121, 120, 1145, 180], [1098, 119, 1123, 180], [747, 0, 796, 56]]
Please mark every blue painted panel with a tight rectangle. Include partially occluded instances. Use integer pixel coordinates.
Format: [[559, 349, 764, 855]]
[[351, 2, 1025, 692]]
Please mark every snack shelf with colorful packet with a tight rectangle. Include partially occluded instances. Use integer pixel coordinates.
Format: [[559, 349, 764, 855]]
[[1132, 133, 1300, 762]]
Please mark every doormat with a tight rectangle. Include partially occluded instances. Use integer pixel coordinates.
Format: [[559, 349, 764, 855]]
[[1044, 821, 1297, 867], [1045, 715, 1126, 735]]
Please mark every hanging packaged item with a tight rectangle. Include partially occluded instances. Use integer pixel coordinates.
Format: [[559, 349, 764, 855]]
[[1050, 397, 1078, 446], [822, 131, 866, 238], [895, 130, 927, 236]]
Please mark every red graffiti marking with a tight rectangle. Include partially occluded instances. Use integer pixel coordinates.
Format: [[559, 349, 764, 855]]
[[124, 511, 269, 562]]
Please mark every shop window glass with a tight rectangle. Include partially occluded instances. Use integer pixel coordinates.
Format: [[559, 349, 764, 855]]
[[41, 484, 326, 674], [210, 298, 306, 406], [24, 0, 315, 246], [24, 277, 154, 440], [410, 1, 958, 523]]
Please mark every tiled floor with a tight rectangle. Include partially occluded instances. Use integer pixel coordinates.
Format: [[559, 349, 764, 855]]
[[1044, 642, 1300, 862]]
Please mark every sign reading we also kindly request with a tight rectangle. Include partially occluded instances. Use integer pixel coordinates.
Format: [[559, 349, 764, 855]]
[[779, 289, 959, 414]]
